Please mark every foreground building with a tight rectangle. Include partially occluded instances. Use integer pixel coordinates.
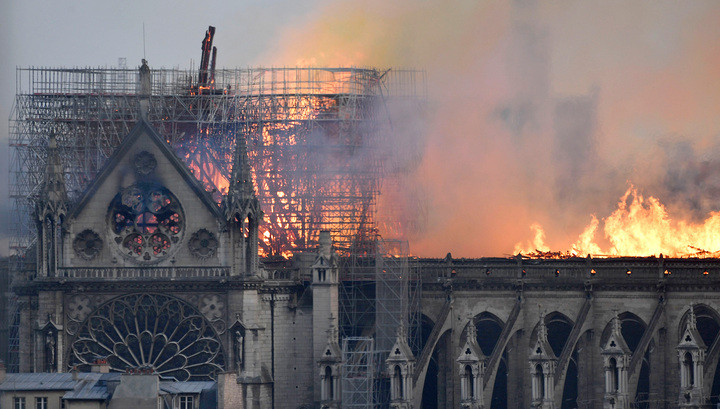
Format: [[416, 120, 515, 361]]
[[0, 361, 227, 409]]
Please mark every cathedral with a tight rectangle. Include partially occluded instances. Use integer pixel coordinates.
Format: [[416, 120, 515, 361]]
[[8, 110, 720, 409], [12, 116, 344, 408]]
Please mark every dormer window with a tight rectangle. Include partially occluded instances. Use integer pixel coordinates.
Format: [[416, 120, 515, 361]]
[[179, 395, 194, 409]]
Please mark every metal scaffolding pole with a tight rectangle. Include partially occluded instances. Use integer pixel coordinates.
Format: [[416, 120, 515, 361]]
[[342, 337, 375, 409]]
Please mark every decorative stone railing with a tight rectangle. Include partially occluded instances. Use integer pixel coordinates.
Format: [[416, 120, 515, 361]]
[[419, 256, 720, 282], [56, 266, 230, 279]]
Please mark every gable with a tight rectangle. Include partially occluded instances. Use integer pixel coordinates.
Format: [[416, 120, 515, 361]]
[[602, 332, 630, 355], [530, 337, 556, 360], [678, 326, 707, 350], [387, 336, 415, 363], [65, 120, 226, 267], [457, 339, 483, 363], [319, 342, 342, 363]]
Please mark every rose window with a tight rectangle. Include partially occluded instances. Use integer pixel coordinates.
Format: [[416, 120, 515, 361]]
[[69, 293, 225, 381], [108, 182, 184, 263]]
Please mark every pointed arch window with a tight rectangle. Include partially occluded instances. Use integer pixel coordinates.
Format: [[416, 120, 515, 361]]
[[393, 365, 404, 400], [465, 364, 475, 399], [532, 364, 545, 401], [325, 365, 334, 400], [321, 365, 338, 401], [683, 352, 695, 387], [609, 357, 619, 392]]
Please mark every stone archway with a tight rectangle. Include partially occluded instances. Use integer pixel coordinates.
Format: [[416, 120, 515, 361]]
[[421, 329, 452, 409], [679, 304, 720, 405], [600, 311, 649, 408], [472, 312, 507, 409], [545, 312, 576, 409]]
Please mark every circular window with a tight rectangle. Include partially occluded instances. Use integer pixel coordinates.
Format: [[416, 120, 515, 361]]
[[108, 182, 184, 263], [188, 229, 219, 260], [73, 230, 103, 260]]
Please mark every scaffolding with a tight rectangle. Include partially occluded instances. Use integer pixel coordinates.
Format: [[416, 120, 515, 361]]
[[342, 337, 375, 409], [9, 65, 425, 398], [6, 297, 19, 372], [10, 66, 425, 258], [338, 239, 421, 408]]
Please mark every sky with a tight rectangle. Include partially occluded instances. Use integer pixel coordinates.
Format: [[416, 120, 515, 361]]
[[2, 1, 720, 257]]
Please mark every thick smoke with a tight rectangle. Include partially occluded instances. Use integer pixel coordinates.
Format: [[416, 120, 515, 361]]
[[257, 1, 720, 257]]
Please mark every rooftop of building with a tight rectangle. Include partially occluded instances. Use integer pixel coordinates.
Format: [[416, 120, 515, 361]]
[[0, 371, 217, 402]]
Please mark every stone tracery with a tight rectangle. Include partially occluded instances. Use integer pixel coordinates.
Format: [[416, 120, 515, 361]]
[[69, 293, 225, 381], [72, 229, 103, 260], [108, 182, 184, 263]]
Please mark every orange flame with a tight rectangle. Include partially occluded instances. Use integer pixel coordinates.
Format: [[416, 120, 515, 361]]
[[175, 71, 384, 259], [515, 185, 720, 258]]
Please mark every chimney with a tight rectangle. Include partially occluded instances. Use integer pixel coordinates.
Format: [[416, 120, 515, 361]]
[[91, 359, 110, 373], [319, 230, 331, 259]]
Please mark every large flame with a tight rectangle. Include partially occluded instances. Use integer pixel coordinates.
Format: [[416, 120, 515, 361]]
[[515, 185, 720, 258], [171, 70, 385, 259]]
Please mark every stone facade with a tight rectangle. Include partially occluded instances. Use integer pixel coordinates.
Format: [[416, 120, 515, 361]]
[[11, 119, 325, 409], [11, 118, 720, 409], [416, 257, 720, 409]]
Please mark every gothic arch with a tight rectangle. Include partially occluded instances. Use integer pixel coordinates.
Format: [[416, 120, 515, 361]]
[[678, 304, 720, 405], [678, 304, 720, 347], [457, 311, 509, 409], [529, 311, 574, 356], [599, 312, 649, 407], [561, 350, 579, 409], [599, 312, 647, 353], [422, 329, 452, 409], [545, 312, 574, 358], [420, 313, 435, 352], [529, 311, 575, 408], [459, 312, 504, 356], [68, 293, 226, 380]]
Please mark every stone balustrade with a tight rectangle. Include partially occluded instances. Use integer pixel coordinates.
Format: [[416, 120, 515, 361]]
[[56, 266, 230, 279]]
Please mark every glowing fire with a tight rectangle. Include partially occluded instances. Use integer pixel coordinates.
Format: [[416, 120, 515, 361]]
[[174, 71, 378, 259], [515, 185, 720, 258]]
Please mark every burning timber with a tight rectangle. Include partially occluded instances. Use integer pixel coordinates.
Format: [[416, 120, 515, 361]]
[[9, 64, 425, 258]]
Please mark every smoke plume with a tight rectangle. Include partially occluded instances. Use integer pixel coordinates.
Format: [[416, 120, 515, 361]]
[[257, 0, 720, 257]]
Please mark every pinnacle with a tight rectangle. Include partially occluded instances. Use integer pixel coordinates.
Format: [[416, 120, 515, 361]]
[[225, 133, 258, 220]]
